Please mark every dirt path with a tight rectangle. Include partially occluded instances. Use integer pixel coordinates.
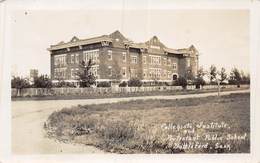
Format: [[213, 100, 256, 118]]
[[12, 89, 249, 154]]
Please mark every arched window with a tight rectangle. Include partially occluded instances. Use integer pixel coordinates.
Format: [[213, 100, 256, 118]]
[[172, 74, 178, 80]]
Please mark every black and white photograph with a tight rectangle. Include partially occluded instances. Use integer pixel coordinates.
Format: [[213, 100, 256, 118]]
[[1, 0, 260, 163]]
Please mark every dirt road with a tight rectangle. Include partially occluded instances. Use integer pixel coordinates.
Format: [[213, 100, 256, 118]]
[[12, 89, 249, 154]]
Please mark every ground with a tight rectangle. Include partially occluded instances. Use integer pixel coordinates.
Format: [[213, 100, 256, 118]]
[[45, 90, 250, 154], [11, 89, 249, 154]]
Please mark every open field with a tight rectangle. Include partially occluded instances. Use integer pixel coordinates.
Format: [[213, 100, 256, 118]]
[[45, 92, 250, 154]]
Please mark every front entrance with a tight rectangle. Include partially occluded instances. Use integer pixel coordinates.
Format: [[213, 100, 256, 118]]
[[172, 74, 178, 80]]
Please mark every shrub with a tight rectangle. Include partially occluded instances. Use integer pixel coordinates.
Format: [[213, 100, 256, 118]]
[[175, 76, 188, 89], [194, 77, 206, 89], [119, 81, 127, 87], [97, 81, 111, 87], [33, 75, 52, 88], [128, 78, 142, 87], [55, 80, 76, 88]]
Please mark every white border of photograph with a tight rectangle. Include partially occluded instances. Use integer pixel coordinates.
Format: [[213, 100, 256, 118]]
[[0, 0, 259, 163]]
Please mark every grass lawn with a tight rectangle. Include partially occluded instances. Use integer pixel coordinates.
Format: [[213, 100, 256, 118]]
[[45, 93, 250, 154]]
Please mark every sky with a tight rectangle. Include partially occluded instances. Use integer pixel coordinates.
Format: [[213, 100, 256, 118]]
[[8, 9, 249, 77]]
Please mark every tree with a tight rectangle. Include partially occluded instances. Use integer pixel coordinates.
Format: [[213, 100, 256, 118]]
[[219, 67, 227, 84], [175, 76, 188, 89], [11, 76, 31, 96], [185, 69, 195, 81], [11, 76, 30, 89], [228, 68, 242, 87], [209, 65, 217, 84], [194, 67, 206, 89], [33, 75, 52, 88], [241, 72, 250, 84], [76, 60, 96, 87]]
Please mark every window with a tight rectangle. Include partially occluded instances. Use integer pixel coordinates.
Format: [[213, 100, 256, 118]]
[[149, 68, 161, 78], [108, 50, 112, 60], [54, 54, 67, 67], [131, 55, 137, 64], [71, 68, 79, 79], [122, 52, 126, 62], [71, 68, 74, 79], [83, 49, 99, 63], [150, 55, 161, 65], [108, 66, 112, 76], [91, 65, 99, 78], [143, 56, 146, 64], [167, 58, 171, 66], [71, 54, 75, 64], [75, 54, 79, 64], [150, 45, 160, 49], [163, 70, 167, 77], [122, 67, 126, 77], [143, 69, 147, 77], [54, 67, 67, 79], [168, 71, 171, 78], [187, 58, 191, 67], [173, 63, 177, 70], [163, 58, 167, 65], [130, 69, 137, 77], [156, 69, 161, 78]]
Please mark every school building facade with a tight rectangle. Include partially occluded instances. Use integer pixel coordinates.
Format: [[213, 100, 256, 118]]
[[48, 30, 199, 84]]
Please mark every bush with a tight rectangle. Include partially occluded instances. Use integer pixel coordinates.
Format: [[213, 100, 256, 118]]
[[194, 77, 206, 89], [55, 81, 76, 88], [175, 76, 188, 89], [33, 75, 52, 88], [97, 81, 111, 87], [119, 81, 127, 87], [128, 78, 142, 87]]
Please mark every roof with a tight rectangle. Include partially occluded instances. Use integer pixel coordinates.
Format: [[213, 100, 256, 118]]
[[129, 43, 148, 49], [48, 30, 198, 56], [48, 35, 112, 51], [164, 47, 193, 55]]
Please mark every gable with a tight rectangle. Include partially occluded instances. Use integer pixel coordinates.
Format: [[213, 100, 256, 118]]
[[145, 36, 166, 54], [109, 30, 128, 42], [70, 36, 80, 42]]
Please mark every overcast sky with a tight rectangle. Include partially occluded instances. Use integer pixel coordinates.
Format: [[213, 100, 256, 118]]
[[9, 9, 249, 77]]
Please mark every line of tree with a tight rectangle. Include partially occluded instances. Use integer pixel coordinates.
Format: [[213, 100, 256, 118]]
[[11, 75, 52, 89], [176, 65, 250, 89], [11, 62, 250, 90]]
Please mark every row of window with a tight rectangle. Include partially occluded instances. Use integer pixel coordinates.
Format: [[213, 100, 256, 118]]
[[83, 49, 100, 63], [143, 68, 173, 79], [54, 50, 100, 67], [112, 67, 174, 79], [54, 66, 175, 79], [54, 50, 180, 69], [54, 66, 99, 79], [107, 51, 177, 67]]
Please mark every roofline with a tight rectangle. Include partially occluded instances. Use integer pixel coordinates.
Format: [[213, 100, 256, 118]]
[[48, 31, 198, 56], [48, 35, 112, 51]]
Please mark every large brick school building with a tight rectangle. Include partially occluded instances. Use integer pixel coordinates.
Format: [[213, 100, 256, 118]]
[[48, 30, 199, 84]]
